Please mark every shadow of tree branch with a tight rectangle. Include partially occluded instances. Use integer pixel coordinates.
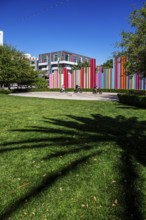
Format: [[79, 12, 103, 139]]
[[0, 151, 102, 220], [0, 113, 146, 219]]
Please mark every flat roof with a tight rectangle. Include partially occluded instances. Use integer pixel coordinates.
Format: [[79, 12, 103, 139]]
[[39, 50, 95, 59]]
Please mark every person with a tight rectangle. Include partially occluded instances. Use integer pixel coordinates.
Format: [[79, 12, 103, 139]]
[[93, 85, 98, 94], [75, 85, 79, 93]]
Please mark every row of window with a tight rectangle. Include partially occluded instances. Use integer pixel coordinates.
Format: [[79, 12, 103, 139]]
[[39, 54, 89, 63]]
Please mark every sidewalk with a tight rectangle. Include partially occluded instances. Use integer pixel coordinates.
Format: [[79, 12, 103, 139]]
[[10, 92, 118, 101]]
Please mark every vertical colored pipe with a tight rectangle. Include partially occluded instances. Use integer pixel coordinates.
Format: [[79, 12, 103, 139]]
[[118, 57, 120, 89], [115, 57, 118, 89], [80, 67, 84, 88], [139, 74, 142, 90], [49, 74, 53, 88], [108, 69, 110, 88], [90, 59, 93, 88], [93, 59, 96, 88], [137, 73, 139, 90], [102, 69, 104, 89], [123, 56, 126, 89], [90, 59, 96, 88], [120, 57, 122, 89], [64, 68, 68, 88], [88, 67, 90, 88], [67, 73, 70, 88], [112, 58, 115, 89]]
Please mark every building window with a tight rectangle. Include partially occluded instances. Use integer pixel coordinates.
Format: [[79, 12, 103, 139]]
[[41, 55, 47, 63], [65, 54, 69, 61], [39, 65, 47, 70], [78, 57, 81, 63], [54, 54, 58, 61], [61, 54, 65, 61]]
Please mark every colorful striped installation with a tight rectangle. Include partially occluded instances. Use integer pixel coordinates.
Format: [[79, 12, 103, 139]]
[[49, 57, 146, 90]]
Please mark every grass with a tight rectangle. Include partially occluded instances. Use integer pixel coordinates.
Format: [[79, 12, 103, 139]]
[[0, 94, 146, 220]]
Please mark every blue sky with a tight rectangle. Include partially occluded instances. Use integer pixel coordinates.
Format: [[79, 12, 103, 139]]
[[0, 0, 143, 65]]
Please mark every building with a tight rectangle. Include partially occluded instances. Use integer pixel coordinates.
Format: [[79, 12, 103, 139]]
[[38, 50, 94, 74], [24, 53, 38, 71], [0, 31, 3, 46]]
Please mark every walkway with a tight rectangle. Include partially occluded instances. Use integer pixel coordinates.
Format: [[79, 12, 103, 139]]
[[10, 92, 118, 101]]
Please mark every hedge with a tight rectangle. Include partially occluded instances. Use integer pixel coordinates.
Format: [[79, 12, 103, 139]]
[[19, 88, 146, 93], [117, 93, 146, 108], [6, 87, 146, 95], [0, 89, 11, 94]]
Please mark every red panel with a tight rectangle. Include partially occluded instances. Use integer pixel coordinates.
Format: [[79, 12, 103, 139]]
[[93, 59, 96, 87], [90, 59, 96, 88], [80, 67, 84, 88], [64, 68, 68, 88], [120, 57, 122, 89]]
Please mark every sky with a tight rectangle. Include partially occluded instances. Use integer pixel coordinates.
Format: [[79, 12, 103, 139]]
[[0, 0, 144, 65]]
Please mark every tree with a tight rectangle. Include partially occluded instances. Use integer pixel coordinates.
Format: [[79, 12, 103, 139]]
[[33, 77, 48, 88], [0, 44, 38, 88], [116, 3, 146, 76], [71, 61, 89, 71], [102, 59, 113, 69]]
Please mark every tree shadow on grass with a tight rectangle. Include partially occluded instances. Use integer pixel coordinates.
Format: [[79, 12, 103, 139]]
[[0, 151, 102, 220], [0, 114, 146, 219]]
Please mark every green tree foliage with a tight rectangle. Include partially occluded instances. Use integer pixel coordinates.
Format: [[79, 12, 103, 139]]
[[71, 61, 89, 71], [0, 44, 38, 88], [116, 3, 146, 75], [33, 77, 48, 88], [102, 59, 113, 69]]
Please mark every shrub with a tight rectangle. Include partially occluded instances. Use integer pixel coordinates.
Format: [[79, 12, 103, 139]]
[[0, 89, 11, 94], [118, 93, 146, 108], [11, 88, 31, 93], [33, 78, 48, 88]]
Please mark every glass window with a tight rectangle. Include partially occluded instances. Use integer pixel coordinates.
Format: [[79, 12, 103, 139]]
[[61, 54, 64, 61], [54, 54, 58, 61], [78, 57, 81, 63], [65, 54, 68, 61], [42, 55, 47, 63]]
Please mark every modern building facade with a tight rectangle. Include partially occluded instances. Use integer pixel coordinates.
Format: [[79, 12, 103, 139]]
[[38, 50, 94, 74]]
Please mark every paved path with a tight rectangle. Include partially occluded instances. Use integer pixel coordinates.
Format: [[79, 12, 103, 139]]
[[10, 92, 118, 101]]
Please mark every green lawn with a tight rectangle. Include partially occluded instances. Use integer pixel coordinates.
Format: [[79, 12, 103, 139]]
[[0, 94, 146, 220]]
